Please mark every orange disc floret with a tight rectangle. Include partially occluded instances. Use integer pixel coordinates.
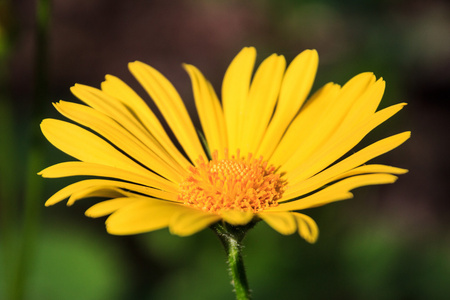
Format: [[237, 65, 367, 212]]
[[178, 150, 287, 214]]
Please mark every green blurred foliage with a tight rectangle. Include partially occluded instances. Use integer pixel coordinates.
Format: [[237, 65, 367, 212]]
[[5, 212, 447, 300], [26, 224, 126, 300]]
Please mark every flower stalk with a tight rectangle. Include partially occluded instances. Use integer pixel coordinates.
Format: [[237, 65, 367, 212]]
[[10, 0, 51, 299], [211, 222, 257, 300]]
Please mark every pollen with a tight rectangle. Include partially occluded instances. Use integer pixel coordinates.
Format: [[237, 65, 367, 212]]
[[178, 150, 287, 214]]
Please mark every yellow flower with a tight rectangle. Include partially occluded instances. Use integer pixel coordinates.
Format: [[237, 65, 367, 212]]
[[40, 47, 410, 243]]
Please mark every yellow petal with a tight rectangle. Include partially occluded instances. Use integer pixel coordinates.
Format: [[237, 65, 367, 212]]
[[208, 82, 228, 155], [276, 49, 319, 116], [333, 164, 408, 179], [220, 210, 254, 225], [85, 197, 142, 218], [72, 84, 189, 171], [280, 164, 407, 202], [54, 101, 185, 182], [101, 75, 192, 170], [41, 119, 152, 175], [257, 49, 318, 159], [275, 173, 398, 211], [258, 212, 297, 235], [183, 64, 227, 157], [39, 161, 178, 193], [222, 47, 257, 152], [279, 73, 377, 173], [66, 186, 127, 207], [270, 82, 341, 167], [239, 54, 286, 154], [291, 213, 319, 243], [128, 61, 206, 165], [284, 131, 410, 199], [333, 77, 385, 135], [45, 179, 178, 206], [70, 83, 128, 116], [106, 200, 185, 235], [71, 84, 157, 144], [285, 104, 408, 184], [169, 209, 221, 236]]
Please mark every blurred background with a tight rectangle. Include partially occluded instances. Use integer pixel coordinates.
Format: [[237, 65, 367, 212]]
[[1, 0, 449, 299]]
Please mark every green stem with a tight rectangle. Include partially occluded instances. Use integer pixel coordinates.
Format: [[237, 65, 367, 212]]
[[9, 0, 51, 299], [211, 222, 256, 300]]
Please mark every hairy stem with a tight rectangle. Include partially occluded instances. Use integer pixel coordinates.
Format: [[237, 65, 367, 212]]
[[211, 222, 257, 300]]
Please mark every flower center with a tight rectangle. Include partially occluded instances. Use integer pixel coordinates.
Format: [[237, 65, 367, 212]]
[[178, 150, 286, 214]]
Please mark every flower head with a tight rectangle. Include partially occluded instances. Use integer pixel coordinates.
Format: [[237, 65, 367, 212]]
[[40, 47, 410, 243]]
